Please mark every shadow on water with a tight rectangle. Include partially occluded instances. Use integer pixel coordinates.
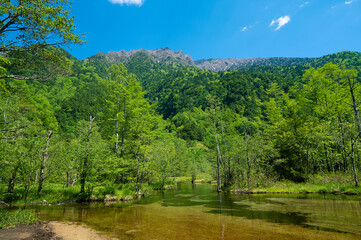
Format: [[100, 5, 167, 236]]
[[27, 182, 360, 238], [159, 182, 352, 234]]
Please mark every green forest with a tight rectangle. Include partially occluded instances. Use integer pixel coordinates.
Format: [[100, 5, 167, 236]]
[[1, 0, 361, 204]]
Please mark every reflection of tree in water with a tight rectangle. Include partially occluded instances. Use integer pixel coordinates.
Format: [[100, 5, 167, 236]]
[[32, 182, 353, 235], [218, 193, 225, 240], [159, 183, 348, 234]]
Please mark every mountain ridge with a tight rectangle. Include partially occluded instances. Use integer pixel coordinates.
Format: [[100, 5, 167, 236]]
[[84, 48, 317, 72], [195, 57, 314, 72], [83, 48, 361, 74], [85, 47, 195, 67]]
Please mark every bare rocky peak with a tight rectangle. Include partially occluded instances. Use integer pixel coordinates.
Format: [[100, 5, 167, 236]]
[[195, 58, 258, 72], [101, 48, 195, 66], [88, 49, 312, 72]]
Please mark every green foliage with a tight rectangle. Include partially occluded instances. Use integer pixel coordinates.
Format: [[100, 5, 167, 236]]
[[305, 51, 361, 71], [0, 55, 10, 78], [244, 173, 361, 195], [0, 0, 83, 48], [149, 136, 190, 188], [0, 209, 38, 229], [1, 0, 84, 80], [2, 9, 361, 201], [0, 184, 80, 203], [148, 180, 174, 190]]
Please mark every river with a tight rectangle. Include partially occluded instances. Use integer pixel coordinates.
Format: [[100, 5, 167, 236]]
[[31, 182, 361, 239]]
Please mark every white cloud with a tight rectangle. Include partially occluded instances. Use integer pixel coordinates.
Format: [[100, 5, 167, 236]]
[[108, 0, 144, 6], [345, 0, 353, 4], [300, 1, 309, 8], [270, 16, 291, 31], [240, 21, 259, 32]]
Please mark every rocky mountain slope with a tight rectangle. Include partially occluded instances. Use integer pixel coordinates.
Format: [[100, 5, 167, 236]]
[[84, 48, 315, 73], [195, 57, 314, 72], [84, 47, 194, 68]]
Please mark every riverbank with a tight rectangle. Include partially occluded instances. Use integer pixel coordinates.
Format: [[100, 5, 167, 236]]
[[2, 175, 360, 207], [229, 181, 361, 195], [0, 221, 115, 240], [0, 183, 150, 205], [0, 180, 181, 206], [2, 182, 361, 240]]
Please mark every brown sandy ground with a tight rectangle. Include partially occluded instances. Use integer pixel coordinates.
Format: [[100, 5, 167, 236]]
[[0, 221, 116, 240]]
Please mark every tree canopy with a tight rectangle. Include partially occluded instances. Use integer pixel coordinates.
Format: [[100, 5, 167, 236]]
[[0, 0, 84, 80], [1, 3, 360, 201]]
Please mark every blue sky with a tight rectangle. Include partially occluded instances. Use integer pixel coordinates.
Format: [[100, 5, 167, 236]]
[[69, 0, 361, 60]]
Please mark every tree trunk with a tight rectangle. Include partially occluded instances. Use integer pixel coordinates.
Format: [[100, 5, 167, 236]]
[[80, 116, 95, 194], [115, 111, 120, 158], [214, 124, 222, 192], [339, 117, 349, 171], [227, 157, 233, 187], [120, 99, 126, 158], [80, 149, 89, 194], [191, 166, 196, 184], [244, 132, 251, 189], [351, 143, 359, 187], [72, 169, 78, 186], [348, 77, 361, 135], [66, 170, 70, 188], [38, 130, 53, 195], [324, 144, 331, 172], [246, 154, 251, 189], [135, 151, 143, 195], [346, 77, 360, 186], [24, 167, 34, 200], [8, 165, 18, 193], [306, 148, 310, 182]]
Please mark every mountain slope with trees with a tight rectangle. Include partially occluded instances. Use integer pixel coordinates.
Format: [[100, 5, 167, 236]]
[[1, 0, 361, 205]]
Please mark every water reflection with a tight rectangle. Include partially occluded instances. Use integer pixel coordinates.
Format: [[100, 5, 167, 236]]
[[31, 182, 361, 240], [161, 184, 314, 231]]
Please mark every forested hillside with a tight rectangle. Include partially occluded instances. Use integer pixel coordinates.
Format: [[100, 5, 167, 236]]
[[2, 46, 361, 201], [195, 57, 314, 72], [1, 0, 361, 202]]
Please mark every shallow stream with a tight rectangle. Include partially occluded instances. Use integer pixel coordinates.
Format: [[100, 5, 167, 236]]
[[31, 183, 361, 239]]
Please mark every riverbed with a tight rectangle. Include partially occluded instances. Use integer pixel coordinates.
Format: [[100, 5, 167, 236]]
[[29, 183, 361, 239]]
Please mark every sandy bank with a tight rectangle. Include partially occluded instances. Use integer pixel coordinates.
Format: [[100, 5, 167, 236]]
[[0, 221, 115, 240]]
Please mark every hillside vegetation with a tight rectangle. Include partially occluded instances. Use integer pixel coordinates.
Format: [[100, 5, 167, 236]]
[[2, 47, 361, 203], [1, 1, 361, 202]]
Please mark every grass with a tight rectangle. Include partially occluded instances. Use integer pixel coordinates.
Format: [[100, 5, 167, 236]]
[[92, 183, 145, 200], [249, 181, 360, 195], [0, 181, 169, 204], [4, 173, 358, 205], [0, 184, 81, 204], [191, 173, 215, 184], [0, 183, 144, 204], [0, 175, 208, 205], [0, 208, 38, 229], [174, 176, 192, 182], [229, 173, 361, 195]]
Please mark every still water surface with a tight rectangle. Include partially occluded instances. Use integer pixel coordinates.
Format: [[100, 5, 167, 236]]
[[34, 183, 361, 239]]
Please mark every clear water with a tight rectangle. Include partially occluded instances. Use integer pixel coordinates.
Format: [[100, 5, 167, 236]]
[[31, 183, 361, 240]]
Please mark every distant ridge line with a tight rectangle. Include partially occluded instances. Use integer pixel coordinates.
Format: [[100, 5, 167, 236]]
[[84, 48, 360, 72]]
